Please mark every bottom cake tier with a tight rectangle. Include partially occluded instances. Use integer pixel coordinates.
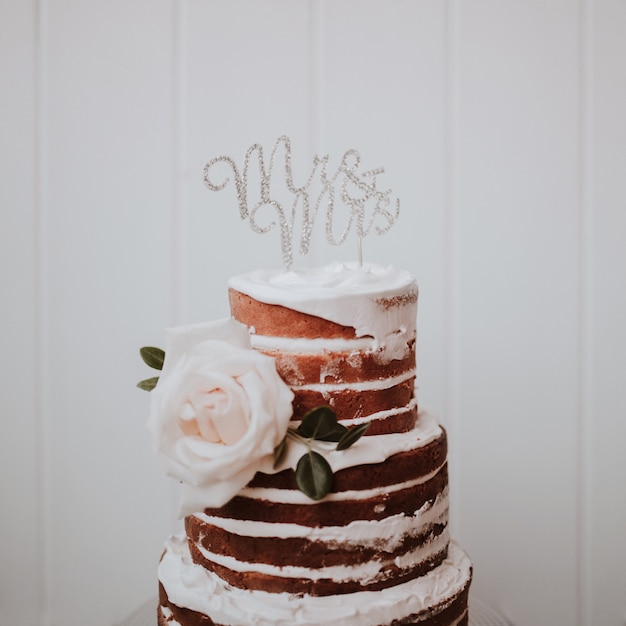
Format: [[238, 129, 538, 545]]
[[157, 534, 472, 626]]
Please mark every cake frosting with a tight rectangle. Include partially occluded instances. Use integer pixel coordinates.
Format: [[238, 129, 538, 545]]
[[150, 261, 472, 626], [159, 537, 470, 626]]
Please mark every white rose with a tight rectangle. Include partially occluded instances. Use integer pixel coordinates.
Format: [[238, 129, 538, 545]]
[[147, 319, 294, 515]]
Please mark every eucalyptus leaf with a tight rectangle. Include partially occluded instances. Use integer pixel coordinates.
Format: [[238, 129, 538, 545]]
[[296, 406, 340, 440], [137, 376, 159, 392], [295, 450, 333, 500], [140, 346, 165, 371], [336, 422, 371, 451]]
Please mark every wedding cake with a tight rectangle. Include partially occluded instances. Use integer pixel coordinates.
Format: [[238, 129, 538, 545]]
[[139, 138, 472, 626]]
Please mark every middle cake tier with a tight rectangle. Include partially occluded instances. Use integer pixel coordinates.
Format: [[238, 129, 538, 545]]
[[186, 411, 449, 597]]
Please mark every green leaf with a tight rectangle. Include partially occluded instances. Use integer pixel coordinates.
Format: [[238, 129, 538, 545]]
[[295, 450, 334, 500], [273, 437, 287, 469], [336, 422, 371, 451], [140, 346, 165, 371], [297, 406, 345, 441], [317, 422, 349, 442], [137, 376, 159, 391]]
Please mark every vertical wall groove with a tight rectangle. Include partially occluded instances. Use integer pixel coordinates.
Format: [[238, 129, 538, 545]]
[[307, 0, 325, 265], [577, 0, 594, 624], [172, 0, 185, 328], [309, 0, 325, 150], [443, 0, 460, 534], [35, 0, 49, 623], [169, 0, 186, 521]]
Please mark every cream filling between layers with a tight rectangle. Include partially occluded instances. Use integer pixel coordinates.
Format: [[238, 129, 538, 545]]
[[192, 527, 450, 583], [192, 488, 448, 550], [251, 333, 415, 369], [268, 410, 442, 477], [238, 462, 445, 505], [250, 334, 380, 353], [327, 397, 417, 427], [159, 536, 471, 626], [292, 369, 415, 393]]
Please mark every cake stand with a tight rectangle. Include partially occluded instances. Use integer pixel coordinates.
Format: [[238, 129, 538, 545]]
[[117, 596, 511, 626]]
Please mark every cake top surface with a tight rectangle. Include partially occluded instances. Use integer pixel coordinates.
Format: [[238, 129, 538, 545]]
[[229, 261, 416, 301]]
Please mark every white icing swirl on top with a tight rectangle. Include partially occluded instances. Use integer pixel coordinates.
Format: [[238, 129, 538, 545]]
[[228, 262, 418, 356]]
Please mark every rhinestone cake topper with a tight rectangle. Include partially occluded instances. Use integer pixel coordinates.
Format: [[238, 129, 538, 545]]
[[203, 135, 399, 269]]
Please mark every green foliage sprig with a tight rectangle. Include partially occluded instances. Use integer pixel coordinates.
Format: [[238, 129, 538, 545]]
[[275, 406, 370, 501], [137, 346, 164, 391]]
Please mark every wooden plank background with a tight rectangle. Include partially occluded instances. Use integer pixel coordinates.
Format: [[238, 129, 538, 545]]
[[1, 1, 625, 625]]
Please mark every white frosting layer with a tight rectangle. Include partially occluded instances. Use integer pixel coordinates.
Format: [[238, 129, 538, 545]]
[[238, 463, 445, 505], [266, 409, 443, 480], [330, 397, 417, 426], [159, 536, 471, 626], [292, 369, 415, 392], [192, 488, 448, 550], [229, 262, 418, 356], [250, 334, 377, 354], [191, 527, 450, 583]]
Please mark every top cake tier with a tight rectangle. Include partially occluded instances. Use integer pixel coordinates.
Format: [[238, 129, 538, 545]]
[[228, 262, 419, 436], [228, 262, 418, 358]]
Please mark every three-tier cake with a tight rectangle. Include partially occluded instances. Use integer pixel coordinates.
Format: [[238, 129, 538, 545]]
[[148, 261, 472, 626]]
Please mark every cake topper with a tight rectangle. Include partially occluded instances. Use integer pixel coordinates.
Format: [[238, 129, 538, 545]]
[[203, 135, 399, 269]]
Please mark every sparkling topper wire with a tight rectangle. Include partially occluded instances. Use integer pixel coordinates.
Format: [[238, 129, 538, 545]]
[[203, 135, 399, 269]]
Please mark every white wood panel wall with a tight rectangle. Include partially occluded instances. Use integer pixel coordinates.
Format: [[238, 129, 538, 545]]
[[1, 2, 625, 625]]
